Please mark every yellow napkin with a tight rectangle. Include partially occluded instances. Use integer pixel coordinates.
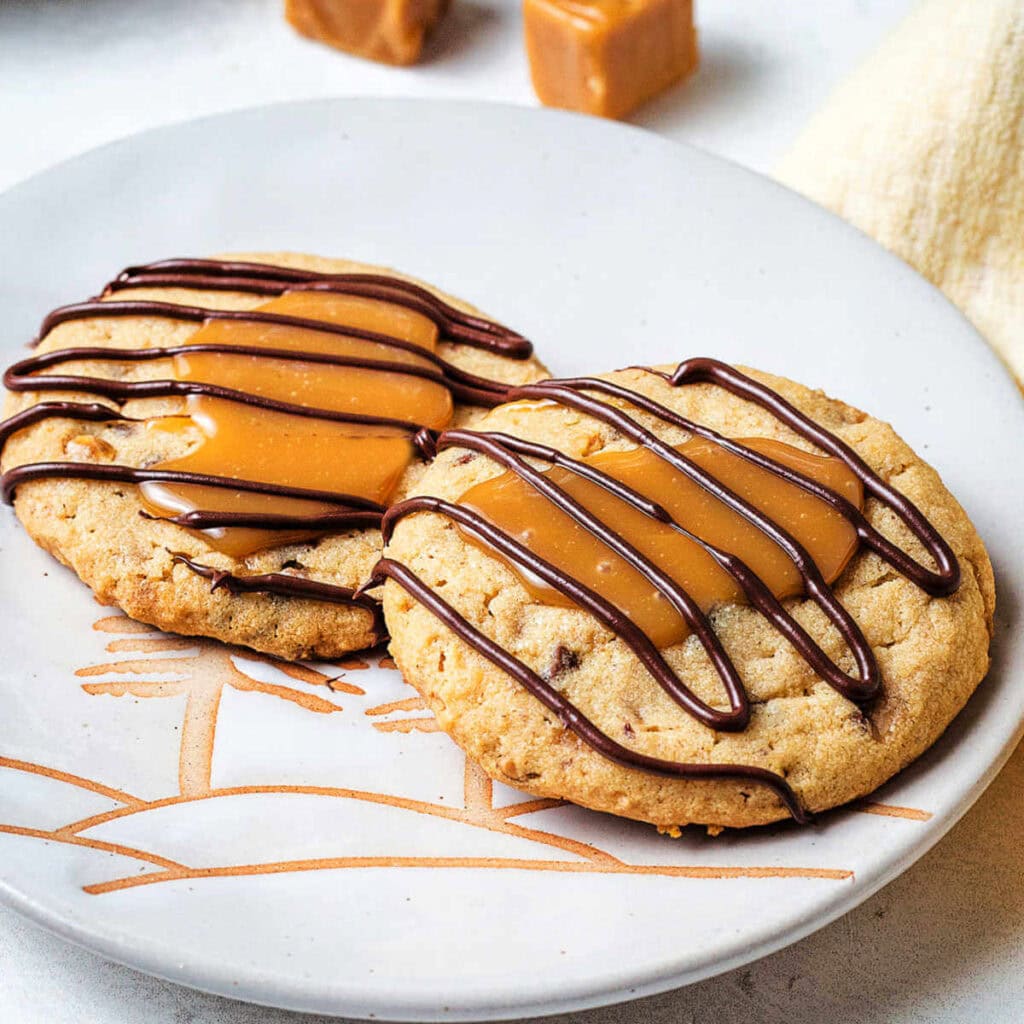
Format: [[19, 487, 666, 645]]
[[776, 0, 1024, 385]]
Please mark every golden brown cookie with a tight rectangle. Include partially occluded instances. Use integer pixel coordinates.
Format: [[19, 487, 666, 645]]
[[0, 252, 548, 660], [379, 361, 994, 829]]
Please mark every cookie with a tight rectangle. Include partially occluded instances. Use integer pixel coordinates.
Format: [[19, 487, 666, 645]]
[[0, 253, 548, 660], [377, 359, 994, 829]]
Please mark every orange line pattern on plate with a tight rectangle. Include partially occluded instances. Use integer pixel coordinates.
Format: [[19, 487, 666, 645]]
[[855, 801, 934, 822], [83, 856, 855, 896], [0, 824, 186, 871], [0, 756, 142, 806], [92, 615, 155, 634], [104, 637, 198, 653], [497, 798, 566, 819], [372, 718, 440, 734], [59, 777, 622, 867], [0, 615, 933, 896], [365, 696, 428, 716]]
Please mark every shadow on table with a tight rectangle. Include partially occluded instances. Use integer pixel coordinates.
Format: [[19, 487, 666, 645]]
[[420, 1, 507, 66], [634, 35, 777, 138]]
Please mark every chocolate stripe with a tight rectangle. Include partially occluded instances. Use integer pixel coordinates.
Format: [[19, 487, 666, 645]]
[[1, 462, 387, 511], [11, 342, 450, 384], [670, 358, 959, 595], [174, 555, 385, 640], [383, 494, 748, 730], [107, 257, 534, 358], [438, 429, 876, 702], [506, 380, 880, 698], [142, 509, 382, 531], [432, 431, 750, 729], [368, 557, 810, 824], [0, 402, 128, 447]]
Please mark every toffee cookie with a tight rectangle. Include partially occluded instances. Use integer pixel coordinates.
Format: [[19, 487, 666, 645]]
[[0, 253, 548, 659], [377, 360, 994, 829]]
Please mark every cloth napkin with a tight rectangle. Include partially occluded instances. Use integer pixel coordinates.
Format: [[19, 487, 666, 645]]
[[775, 0, 1024, 386]]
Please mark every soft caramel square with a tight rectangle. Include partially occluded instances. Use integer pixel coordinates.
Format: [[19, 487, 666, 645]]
[[523, 0, 699, 119], [285, 0, 450, 66]]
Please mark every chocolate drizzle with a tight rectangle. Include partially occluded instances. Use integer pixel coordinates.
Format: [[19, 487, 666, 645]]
[[668, 359, 959, 595], [1, 258, 963, 822], [372, 360, 962, 823], [29, 301, 519, 406], [103, 258, 534, 358], [369, 557, 809, 824], [2, 260, 532, 500], [173, 554, 386, 641], [0, 257, 534, 628], [0, 401, 128, 448], [0, 461, 388, 510]]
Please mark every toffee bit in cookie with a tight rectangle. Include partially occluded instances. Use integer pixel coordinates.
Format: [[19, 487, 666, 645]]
[[285, 0, 450, 66], [64, 435, 116, 461], [847, 709, 874, 738], [543, 643, 580, 681]]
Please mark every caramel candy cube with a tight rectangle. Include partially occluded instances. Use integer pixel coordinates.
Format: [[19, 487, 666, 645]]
[[523, 0, 699, 119], [285, 0, 450, 66]]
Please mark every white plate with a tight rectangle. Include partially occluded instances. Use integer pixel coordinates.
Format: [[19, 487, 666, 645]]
[[0, 99, 1021, 1022]]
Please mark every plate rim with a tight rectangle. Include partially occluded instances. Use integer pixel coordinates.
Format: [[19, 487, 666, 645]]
[[0, 95, 1021, 1022]]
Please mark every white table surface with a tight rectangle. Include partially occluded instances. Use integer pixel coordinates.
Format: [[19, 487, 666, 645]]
[[2, 2, 1022, 1022]]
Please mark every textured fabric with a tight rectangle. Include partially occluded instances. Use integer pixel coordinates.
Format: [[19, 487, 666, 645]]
[[776, 0, 1024, 385]]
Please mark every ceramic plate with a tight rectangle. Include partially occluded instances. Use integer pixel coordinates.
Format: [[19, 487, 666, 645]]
[[0, 99, 1021, 1021]]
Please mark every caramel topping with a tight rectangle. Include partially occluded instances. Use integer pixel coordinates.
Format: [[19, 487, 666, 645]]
[[171, 292, 452, 429], [524, 0, 699, 119], [457, 436, 863, 648], [260, 291, 439, 350], [2, 261, 537, 562], [140, 400, 412, 557], [137, 290, 451, 556]]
